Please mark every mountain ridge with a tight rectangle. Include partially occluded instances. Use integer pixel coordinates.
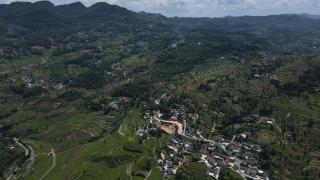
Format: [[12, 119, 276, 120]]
[[1, 1, 320, 19]]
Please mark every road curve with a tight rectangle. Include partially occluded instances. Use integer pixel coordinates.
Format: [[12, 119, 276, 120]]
[[39, 148, 56, 180]]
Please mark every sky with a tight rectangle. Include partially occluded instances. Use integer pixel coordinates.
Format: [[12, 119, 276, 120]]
[[1, 0, 320, 17]]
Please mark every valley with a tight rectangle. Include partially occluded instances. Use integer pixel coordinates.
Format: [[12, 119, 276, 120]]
[[0, 1, 320, 180]]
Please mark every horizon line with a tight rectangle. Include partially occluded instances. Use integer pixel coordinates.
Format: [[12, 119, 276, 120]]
[[1, 0, 320, 18]]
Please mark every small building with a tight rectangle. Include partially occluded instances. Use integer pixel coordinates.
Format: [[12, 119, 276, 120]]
[[239, 132, 250, 139], [207, 166, 221, 179], [136, 128, 146, 137], [167, 161, 173, 168], [167, 145, 178, 153], [247, 166, 258, 177], [184, 142, 193, 152], [148, 128, 161, 136], [108, 101, 120, 110], [160, 152, 166, 160], [158, 159, 164, 166], [199, 147, 209, 155], [170, 116, 178, 121]]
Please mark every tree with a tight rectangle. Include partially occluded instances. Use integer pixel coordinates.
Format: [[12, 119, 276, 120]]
[[307, 118, 314, 128]]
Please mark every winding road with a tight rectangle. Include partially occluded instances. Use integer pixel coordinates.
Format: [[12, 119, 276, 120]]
[[13, 138, 28, 156], [24, 144, 36, 177], [8, 138, 36, 179], [39, 148, 56, 180]]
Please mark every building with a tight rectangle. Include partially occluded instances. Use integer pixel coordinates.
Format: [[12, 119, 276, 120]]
[[160, 125, 176, 135]]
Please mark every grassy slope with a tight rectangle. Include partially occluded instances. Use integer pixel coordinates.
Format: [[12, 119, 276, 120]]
[[25, 108, 161, 180]]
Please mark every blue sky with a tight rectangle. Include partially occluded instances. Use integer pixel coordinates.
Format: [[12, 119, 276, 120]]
[[2, 0, 320, 17]]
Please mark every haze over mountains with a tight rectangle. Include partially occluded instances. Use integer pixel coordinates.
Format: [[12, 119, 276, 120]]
[[2, 0, 320, 17], [1, 0, 320, 58]]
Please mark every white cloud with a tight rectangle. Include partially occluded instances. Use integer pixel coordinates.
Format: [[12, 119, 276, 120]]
[[1, 0, 320, 17]]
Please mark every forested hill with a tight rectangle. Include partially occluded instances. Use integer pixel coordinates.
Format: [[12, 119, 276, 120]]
[[0, 1, 320, 56], [0, 1, 168, 50]]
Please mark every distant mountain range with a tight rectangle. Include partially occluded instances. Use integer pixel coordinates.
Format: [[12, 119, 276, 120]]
[[298, 13, 320, 20], [0, 1, 320, 53], [1, 1, 320, 19]]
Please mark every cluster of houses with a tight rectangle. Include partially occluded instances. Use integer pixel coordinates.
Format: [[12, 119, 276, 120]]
[[21, 76, 65, 91], [136, 109, 270, 180], [101, 97, 129, 111], [236, 115, 275, 125], [22, 76, 49, 90], [0, 47, 25, 60], [30, 45, 46, 55], [158, 138, 184, 176]]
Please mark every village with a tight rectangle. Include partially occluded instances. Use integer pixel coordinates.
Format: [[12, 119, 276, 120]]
[[136, 101, 271, 180]]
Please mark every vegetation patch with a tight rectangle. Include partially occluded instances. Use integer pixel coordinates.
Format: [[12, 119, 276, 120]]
[[92, 155, 136, 168], [123, 141, 144, 153]]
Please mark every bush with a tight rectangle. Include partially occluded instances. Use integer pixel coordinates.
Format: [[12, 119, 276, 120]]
[[92, 155, 135, 168], [220, 168, 243, 180], [71, 71, 105, 89], [123, 142, 143, 153]]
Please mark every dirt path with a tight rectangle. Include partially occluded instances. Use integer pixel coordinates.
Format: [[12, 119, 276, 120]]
[[6, 174, 13, 180], [77, 129, 95, 137], [144, 170, 151, 180], [126, 164, 132, 180], [17, 103, 24, 112], [6, 170, 15, 180], [39, 148, 56, 180], [118, 124, 125, 136]]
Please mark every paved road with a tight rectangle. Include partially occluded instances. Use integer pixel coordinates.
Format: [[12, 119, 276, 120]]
[[39, 148, 56, 180], [25, 144, 36, 177], [11, 138, 36, 179]]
